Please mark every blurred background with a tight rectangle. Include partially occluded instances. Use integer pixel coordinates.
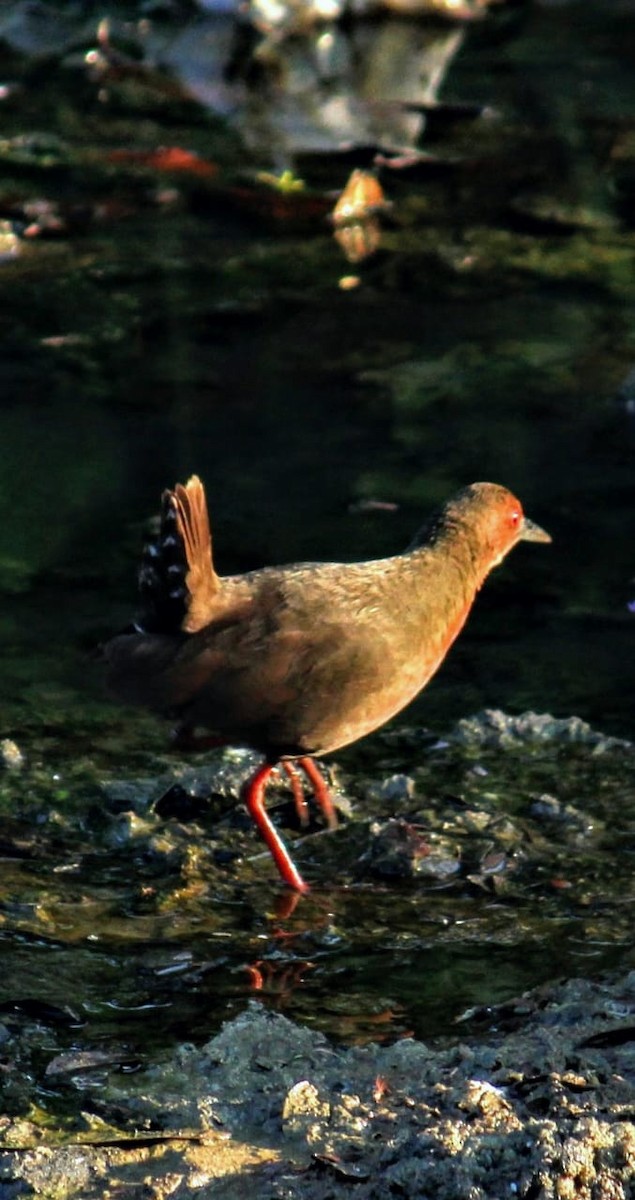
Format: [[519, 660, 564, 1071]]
[[0, 0, 634, 738]]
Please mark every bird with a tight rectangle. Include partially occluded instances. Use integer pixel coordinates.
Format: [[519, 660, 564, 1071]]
[[104, 476, 551, 893]]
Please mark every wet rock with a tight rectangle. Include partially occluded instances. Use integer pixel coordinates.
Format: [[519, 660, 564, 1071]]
[[0, 740, 24, 771], [1, 1148, 94, 1198], [358, 817, 435, 879], [166, 750, 264, 806], [282, 1080, 331, 1142], [365, 773, 416, 803], [103, 809, 159, 848], [459, 808, 493, 833], [451, 709, 631, 754], [98, 777, 161, 816], [529, 793, 594, 835], [98, 750, 262, 818], [154, 783, 212, 821], [0, 222, 20, 264], [45, 1048, 140, 1078]]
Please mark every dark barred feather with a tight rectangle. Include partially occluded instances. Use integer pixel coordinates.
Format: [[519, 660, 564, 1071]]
[[137, 490, 190, 633], [136, 476, 219, 634]]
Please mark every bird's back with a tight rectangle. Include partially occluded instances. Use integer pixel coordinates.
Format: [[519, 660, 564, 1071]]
[[107, 544, 471, 755], [105, 477, 549, 758]]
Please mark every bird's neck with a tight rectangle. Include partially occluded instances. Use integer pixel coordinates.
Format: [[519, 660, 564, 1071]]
[[403, 527, 493, 664], [409, 515, 495, 594]]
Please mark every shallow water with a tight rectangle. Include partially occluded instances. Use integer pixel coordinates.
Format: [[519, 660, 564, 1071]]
[[0, 0, 635, 1093]]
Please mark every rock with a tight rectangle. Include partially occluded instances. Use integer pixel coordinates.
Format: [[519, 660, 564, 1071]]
[[451, 709, 631, 754], [0, 740, 24, 770]]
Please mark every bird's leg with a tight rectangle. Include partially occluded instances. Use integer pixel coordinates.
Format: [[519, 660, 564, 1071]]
[[279, 760, 310, 826], [279, 758, 338, 831], [296, 757, 338, 831], [243, 763, 310, 894]]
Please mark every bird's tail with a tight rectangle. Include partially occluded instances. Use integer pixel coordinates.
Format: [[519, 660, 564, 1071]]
[[138, 475, 220, 633]]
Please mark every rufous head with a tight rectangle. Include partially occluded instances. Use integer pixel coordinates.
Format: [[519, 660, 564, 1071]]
[[448, 482, 551, 569]]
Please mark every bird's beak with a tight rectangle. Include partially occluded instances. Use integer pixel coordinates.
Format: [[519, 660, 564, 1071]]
[[521, 517, 552, 544]]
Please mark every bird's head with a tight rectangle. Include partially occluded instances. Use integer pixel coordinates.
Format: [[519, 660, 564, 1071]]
[[451, 482, 551, 570]]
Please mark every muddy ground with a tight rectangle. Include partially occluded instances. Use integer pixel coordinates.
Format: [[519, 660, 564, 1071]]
[[1, 712, 635, 1199], [2, 972, 635, 1199]]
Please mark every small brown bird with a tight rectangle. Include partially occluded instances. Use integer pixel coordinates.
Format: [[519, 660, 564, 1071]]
[[105, 477, 551, 892]]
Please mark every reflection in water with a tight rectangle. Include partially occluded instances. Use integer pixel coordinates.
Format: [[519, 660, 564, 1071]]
[[0, 0, 634, 1076]]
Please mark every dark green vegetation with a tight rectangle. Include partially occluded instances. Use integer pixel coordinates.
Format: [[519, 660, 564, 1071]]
[[0, 1, 635, 1186]]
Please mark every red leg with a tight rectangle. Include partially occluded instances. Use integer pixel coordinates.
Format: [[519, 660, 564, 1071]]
[[244, 763, 310, 894], [297, 757, 338, 831], [280, 760, 310, 826]]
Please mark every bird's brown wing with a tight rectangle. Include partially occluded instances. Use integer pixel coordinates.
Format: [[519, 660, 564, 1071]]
[[169, 476, 222, 633]]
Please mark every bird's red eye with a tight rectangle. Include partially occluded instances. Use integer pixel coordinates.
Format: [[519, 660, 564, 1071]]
[[509, 510, 521, 527]]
